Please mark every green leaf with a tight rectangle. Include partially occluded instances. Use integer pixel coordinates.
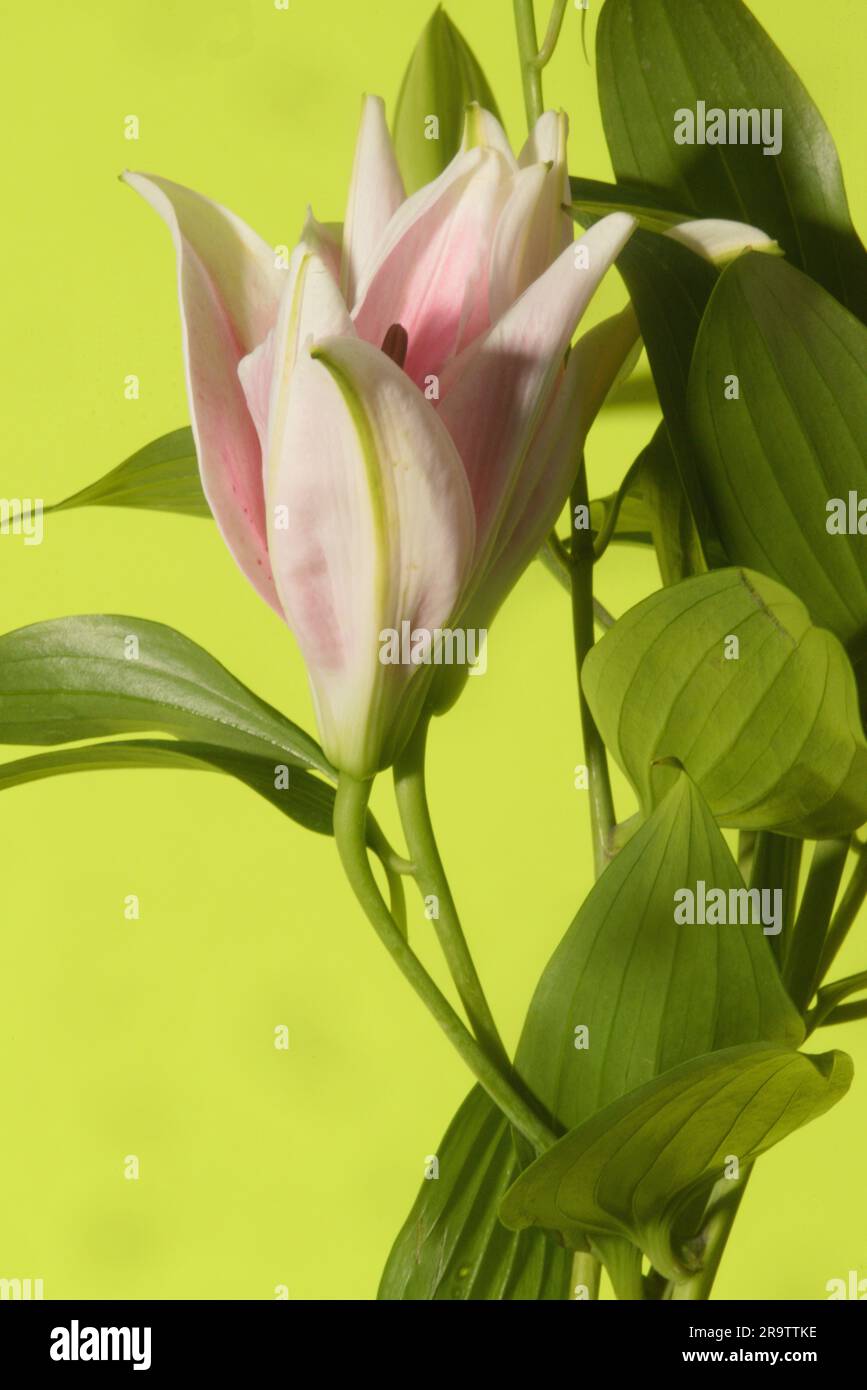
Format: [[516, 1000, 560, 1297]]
[[381, 772, 801, 1298], [571, 216, 722, 565], [570, 175, 692, 235], [583, 568, 867, 837], [514, 774, 804, 1142], [0, 614, 334, 779], [0, 739, 336, 835], [47, 428, 208, 517], [378, 1086, 571, 1300], [392, 6, 503, 192], [500, 1043, 852, 1283], [687, 253, 867, 661], [635, 424, 706, 585], [596, 0, 867, 319], [590, 425, 705, 582]]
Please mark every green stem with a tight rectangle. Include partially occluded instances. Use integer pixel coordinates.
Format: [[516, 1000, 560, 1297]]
[[750, 830, 802, 970], [394, 719, 509, 1069], [784, 837, 849, 1011], [816, 848, 867, 985], [570, 457, 616, 877], [334, 773, 557, 1155], [807, 969, 867, 1034], [531, 0, 568, 67], [538, 535, 615, 628], [817, 999, 867, 1028], [670, 1170, 751, 1301], [571, 1251, 602, 1300], [513, 0, 543, 127]]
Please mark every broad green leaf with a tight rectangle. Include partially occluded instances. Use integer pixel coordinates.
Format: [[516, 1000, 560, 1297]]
[[596, 0, 867, 319], [0, 739, 335, 835], [514, 774, 803, 1140], [378, 1086, 571, 1301], [687, 253, 867, 662], [583, 568, 867, 837], [381, 773, 801, 1298], [500, 1044, 852, 1283], [47, 428, 207, 517], [392, 6, 502, 192], [571, 216, 721, 564], [0, 615, 334, 779]]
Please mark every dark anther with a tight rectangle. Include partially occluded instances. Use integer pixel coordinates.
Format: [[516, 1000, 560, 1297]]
[[381, 322, 409, 369]]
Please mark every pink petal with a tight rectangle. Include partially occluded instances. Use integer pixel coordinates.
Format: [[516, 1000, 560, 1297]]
[[123, 172, 285, 611], [352, 147, 513, 387], [437, 213, 637, 568], [467, 305, 642, 628], [238, 244, 353, 458], [266, 337, 474, 775]]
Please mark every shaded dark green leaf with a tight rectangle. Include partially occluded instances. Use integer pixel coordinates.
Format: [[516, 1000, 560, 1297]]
[[597, 0, 867, 318]]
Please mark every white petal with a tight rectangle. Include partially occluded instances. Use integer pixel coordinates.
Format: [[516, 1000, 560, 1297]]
[[340, 95, 405, 306], [666, 219, 780, 265], [266, 338, 474, 775]]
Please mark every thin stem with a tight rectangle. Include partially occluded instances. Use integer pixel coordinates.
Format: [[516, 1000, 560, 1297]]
[[513, 0, 543, 127], [670, 1169, 751, 1301], [531, 0, 568, 68], [817, 999, 867, 1028], [538, 535, 616, 629], [570, 457, 616, 876], [816, 849, 867, 985], [366, 818, 409, 936], [807, 969, 867, 1034], [571, 1251, 602, 1300], [750, 830, 802, 970], [334, 773, 557, 1155], [394, 719, 509, 1069], [784, 838, 849, 1010]]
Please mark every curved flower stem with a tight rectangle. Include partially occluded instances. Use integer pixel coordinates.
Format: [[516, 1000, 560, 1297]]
[[513, 0, 544, 127], [394, 718, 510, 1070], [367, 820, 409, 938], [334, 772, 558, 1155], [570, 456, 616, 877], [532, 0, 569, 68]]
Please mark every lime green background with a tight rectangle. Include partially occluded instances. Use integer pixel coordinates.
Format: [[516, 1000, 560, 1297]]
[[1, 0, 864, 1300]]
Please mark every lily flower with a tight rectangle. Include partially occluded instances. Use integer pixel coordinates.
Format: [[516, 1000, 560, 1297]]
[[124, 99, 635, 777]]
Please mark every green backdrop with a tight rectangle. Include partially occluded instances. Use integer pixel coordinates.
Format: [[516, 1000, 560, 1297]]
[[1, 0, 864, 1299]]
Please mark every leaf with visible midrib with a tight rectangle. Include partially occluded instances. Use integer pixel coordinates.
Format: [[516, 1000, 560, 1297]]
[[500, 1044, 852, 1284], [513, 774, 804, 1138], [379, 773, 802, 1298], [0, 614, 333, 778], [377, 1086, 571, 1301], [596, 0, 867, 319], [0, 740, 336, 836], [582, 567, 867, 838], [687, 253, 867, 660], [47, 428, 207, 517]]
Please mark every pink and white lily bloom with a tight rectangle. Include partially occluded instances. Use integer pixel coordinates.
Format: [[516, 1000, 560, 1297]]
[[124, 99, 635, 778]]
